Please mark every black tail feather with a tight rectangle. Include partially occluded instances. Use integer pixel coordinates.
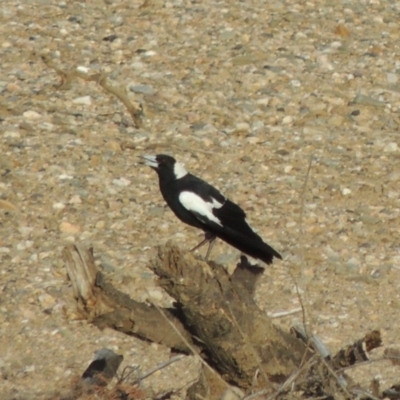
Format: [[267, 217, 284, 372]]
[[215, 227, 282, 265]]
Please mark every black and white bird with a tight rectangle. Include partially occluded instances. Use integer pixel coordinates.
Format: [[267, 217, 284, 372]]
[[140, 154, 282, 265]]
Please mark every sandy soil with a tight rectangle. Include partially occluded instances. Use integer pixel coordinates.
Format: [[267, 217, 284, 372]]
[[1, 0, 400, 398]]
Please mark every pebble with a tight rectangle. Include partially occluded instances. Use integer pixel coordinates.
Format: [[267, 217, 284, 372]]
[[38, 293, 56, 310], [328, 115, 344, 127], [4, 130, 21, 138], [294, 31, 307, 40], [58, 174, 73, 180], [131, 61, 145, 70], [59, 221, 81, 234], [23, 110, 41, 119], [387, 73, 398, 84], [235, 122, 250, 132], [282, 116, 293, 124], [256, 97, 270, 106], [52, 202, 66, 210], [317, 55, 334, 70], [219, 30, 236, 40], [129, 84, 156, 95], [345, 258, 360, 274], [112, 177, 131, 187], [246, 136, 262, 144], [72, 95, 92, 105], [341, 188, 351, 195], [383, 142, 398, 152], [106, 140, 122, 152], [77, 66, 90, 73], [284, 165, 293, 173], [95, 220, 105, 229], [290, 80, 301, 87], [16, 241, 34, 251], [353, 94, 385, 107], [18, 226, 34, 236], [68, 195, 82, 204]]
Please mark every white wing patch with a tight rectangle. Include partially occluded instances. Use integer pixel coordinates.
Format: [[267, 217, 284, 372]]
[[179, 191, 224, 226], [173, 162, 188, 179]]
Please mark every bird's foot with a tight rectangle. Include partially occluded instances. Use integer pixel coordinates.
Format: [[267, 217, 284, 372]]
[[190, 232, 216, 260]]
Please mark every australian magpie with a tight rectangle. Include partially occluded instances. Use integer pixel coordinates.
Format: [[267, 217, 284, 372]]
[[140, 154, 282, 265]]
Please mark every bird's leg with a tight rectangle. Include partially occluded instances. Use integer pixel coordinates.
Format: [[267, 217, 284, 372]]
[[204, 235, 216, 260], [190, 232, 216, 259]]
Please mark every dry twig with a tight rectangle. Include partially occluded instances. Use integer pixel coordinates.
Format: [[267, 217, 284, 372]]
[[40, 53, 143, 128]]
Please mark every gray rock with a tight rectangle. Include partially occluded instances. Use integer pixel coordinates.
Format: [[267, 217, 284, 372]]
[[387, 72, 398, 84], [129, 84, 155, 95]]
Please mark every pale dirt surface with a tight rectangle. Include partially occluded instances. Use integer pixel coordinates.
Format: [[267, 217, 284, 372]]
[[1, 0, 400, 398]]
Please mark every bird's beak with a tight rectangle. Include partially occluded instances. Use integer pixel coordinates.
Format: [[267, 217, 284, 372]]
[[138, 155, 158, 169]]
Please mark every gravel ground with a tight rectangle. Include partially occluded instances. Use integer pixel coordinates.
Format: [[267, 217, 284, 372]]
[[1, 0, 400, 398]]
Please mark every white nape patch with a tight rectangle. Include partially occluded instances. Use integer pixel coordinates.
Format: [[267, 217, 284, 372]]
[[173, 162, 188, 179], [179, 191, 223, 226]]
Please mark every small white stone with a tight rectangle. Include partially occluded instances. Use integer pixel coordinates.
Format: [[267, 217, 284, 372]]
[[68, 195, 82, 204], [4, 131, 21, 138], [23, 110, 41, 119], [317, 55, 333, 70], [77, 66, 89, 73], [290, 80, 301, 87], [131, 61, 145, 70], [235, 122, 250, 131], [58, 174, 73, 180], [387, 73, 398, 84], [284, 165, 293, 173], [40, 122, 54, 131], [52, 202, 66, 210], [95, 220, 105, 229], [17, 241, 33, 250], [282, 116, 293, 124], [342, 188, 351, 195], [72, 95, 92, 105], [384, 142, 398, 152], [256, 97, 270, 106], [294, 31, 307, 39], [112, 177, 131, 187], [330, 41, 342, 48], [246, 136, 261, 144]]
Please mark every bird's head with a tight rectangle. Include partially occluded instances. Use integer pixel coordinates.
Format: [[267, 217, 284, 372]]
[[139, 154, 188, 179]]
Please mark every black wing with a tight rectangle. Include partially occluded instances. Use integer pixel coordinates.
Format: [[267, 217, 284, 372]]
[[185, 175, 282, 264]]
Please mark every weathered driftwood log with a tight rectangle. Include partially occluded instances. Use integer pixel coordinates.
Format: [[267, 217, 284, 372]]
[[62, 242, 309, 392], [62, 244, 195, 353], [63, 243, 393, 399]]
